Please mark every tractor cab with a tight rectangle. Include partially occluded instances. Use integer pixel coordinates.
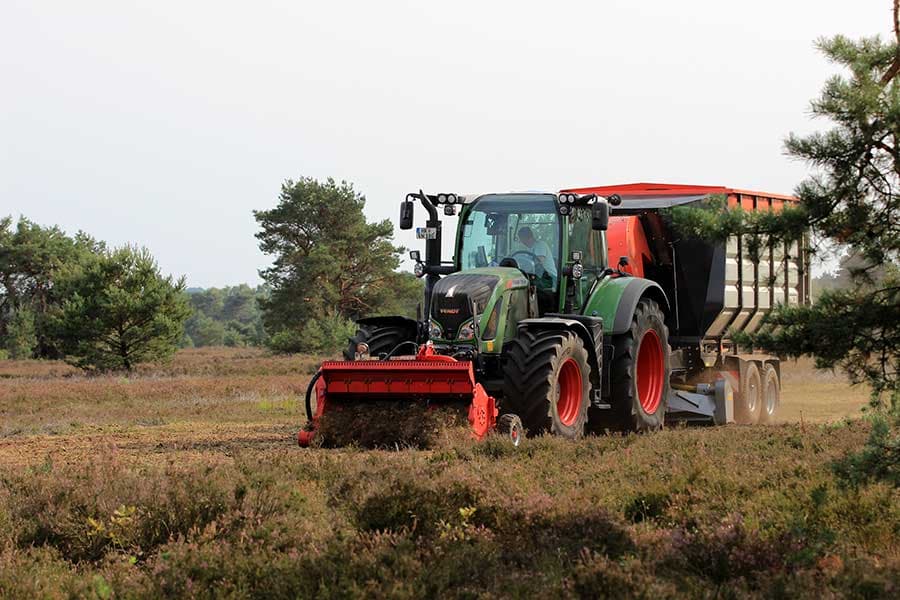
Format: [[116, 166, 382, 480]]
[[415, 192, 613, 361], [456, 193, 561, 315]]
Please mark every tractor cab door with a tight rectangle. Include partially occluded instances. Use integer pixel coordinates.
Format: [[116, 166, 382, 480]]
[[508, 213, 560, 315], [567, 208, 606, 313]]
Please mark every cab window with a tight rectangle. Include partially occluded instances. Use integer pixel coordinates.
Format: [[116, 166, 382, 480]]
[[459, 194, 561, 292], [567, 207, 605, 308]]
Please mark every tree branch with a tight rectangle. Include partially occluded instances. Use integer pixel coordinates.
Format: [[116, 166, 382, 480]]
[[880, 0, 900, 84]]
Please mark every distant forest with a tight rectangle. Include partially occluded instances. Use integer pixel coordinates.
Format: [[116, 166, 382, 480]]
[[182, 285, 269, 348]]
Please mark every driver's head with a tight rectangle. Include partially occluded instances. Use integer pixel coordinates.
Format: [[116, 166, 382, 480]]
[[517, 227, 535, 248]]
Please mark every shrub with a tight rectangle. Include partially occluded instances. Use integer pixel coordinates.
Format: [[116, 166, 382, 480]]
[[832, 414, 900, 488], [568, 553, 679, 599], [624, 490, 672, 524], [268, 314, 355, 355], [667, 516, 808, 585]]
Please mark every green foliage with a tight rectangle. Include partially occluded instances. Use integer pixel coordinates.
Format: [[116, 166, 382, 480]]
[[267, 313, 355, 355], [379, 271, 425, 319], [0, 216, 101, 358], [758, 30, 900, 396], [4, 308, 37, 360], [665, 194, 809, 264], [254, 177, 422, 353], [736, 268, 900, 403], [832, 413, 900, 488], [182, 284, 268, 347], [183, 285, 269, 348], [696, 12, 900, 508], [50, 246, 191, 371], [184, 312, 225, 347]]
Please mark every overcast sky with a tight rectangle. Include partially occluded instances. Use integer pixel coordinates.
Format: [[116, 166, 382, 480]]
[[0, 1, 890, 287]]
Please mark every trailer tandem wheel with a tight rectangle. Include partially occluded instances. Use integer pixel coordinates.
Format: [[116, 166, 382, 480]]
[[759, 363, 780, 424], [735, 361, 763, 425]]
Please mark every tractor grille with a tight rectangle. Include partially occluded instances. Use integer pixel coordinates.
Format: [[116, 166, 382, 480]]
[[431, 274, 499, 339]]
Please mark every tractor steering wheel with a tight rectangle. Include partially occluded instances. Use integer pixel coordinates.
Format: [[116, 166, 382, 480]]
[[506, 250, 544, 277]]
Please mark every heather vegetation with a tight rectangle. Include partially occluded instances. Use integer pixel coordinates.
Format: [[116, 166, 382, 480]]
[[0, 348, 896, 598]]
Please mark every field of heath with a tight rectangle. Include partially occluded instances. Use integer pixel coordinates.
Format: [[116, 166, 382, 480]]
[[0, 347, 895, 598]]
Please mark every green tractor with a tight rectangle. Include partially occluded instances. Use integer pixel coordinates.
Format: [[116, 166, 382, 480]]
[[323, 190, 672, 441]]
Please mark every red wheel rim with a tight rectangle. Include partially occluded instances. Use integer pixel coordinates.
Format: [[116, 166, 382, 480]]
[[557, 358, 582, 426], [637, 329, 664, 414]]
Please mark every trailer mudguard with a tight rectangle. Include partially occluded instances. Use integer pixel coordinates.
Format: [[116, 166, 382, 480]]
[[584, 277, 670, 336], [515, 316, 604, 384]]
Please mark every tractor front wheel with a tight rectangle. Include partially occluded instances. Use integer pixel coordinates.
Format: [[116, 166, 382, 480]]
[[600, 298, 670, 432], [502, 330, 591, 439], [344, 322, 416, 361]]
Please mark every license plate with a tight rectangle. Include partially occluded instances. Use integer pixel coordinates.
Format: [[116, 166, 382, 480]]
[[416, 227, 437, 240]]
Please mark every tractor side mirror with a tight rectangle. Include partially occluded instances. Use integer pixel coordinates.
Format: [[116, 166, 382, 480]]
[[399, 200, 414, 230], [592, 201, 609, 231]]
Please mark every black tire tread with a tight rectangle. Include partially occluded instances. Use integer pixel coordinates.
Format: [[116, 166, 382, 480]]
[[502, 330, 590, 438], [343, 324, 415, 361], [596, 298, 670, 433]]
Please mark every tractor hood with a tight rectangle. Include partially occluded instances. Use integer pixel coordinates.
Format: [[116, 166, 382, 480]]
[[430, 267, 528, 342]]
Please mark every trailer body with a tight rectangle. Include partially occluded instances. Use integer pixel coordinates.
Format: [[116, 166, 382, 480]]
[[562, 183, 811, 424]]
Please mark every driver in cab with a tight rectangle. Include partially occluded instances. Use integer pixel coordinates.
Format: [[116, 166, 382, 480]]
[[516, 227, 557, 280]]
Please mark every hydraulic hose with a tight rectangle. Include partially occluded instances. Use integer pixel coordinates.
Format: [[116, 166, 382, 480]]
[[381, 341, 419, 361], [304, 369, 323, 421]]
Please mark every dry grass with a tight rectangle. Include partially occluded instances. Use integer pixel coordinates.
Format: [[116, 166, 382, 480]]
[[0, 347, 320, 437], [778, 357, 872, 423], [0, 348, 894, 598], [0, 358, 79, 379]]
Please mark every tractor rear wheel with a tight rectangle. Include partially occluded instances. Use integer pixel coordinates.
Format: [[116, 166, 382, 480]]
[[502, 330, 590, 439], [344, 322, 416, 361], [599, 298, 670, 432]]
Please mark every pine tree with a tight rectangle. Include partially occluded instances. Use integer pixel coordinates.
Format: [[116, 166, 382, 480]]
[[254, 177, 421, 353], [51, 246, 190, 371]]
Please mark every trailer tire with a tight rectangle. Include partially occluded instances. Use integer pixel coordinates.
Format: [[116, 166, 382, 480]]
[[735, 361, 762, 425], [502, 329, 590, 439], [601, 298, 670, 433], [344, 323, 416, 360], [759, 364, 780, 424]]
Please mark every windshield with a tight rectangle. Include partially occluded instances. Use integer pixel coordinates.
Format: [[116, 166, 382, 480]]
[[458, 194, 560, 290]]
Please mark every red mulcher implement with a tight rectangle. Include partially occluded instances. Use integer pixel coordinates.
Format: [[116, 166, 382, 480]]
[[298, 343, 501, 446]]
